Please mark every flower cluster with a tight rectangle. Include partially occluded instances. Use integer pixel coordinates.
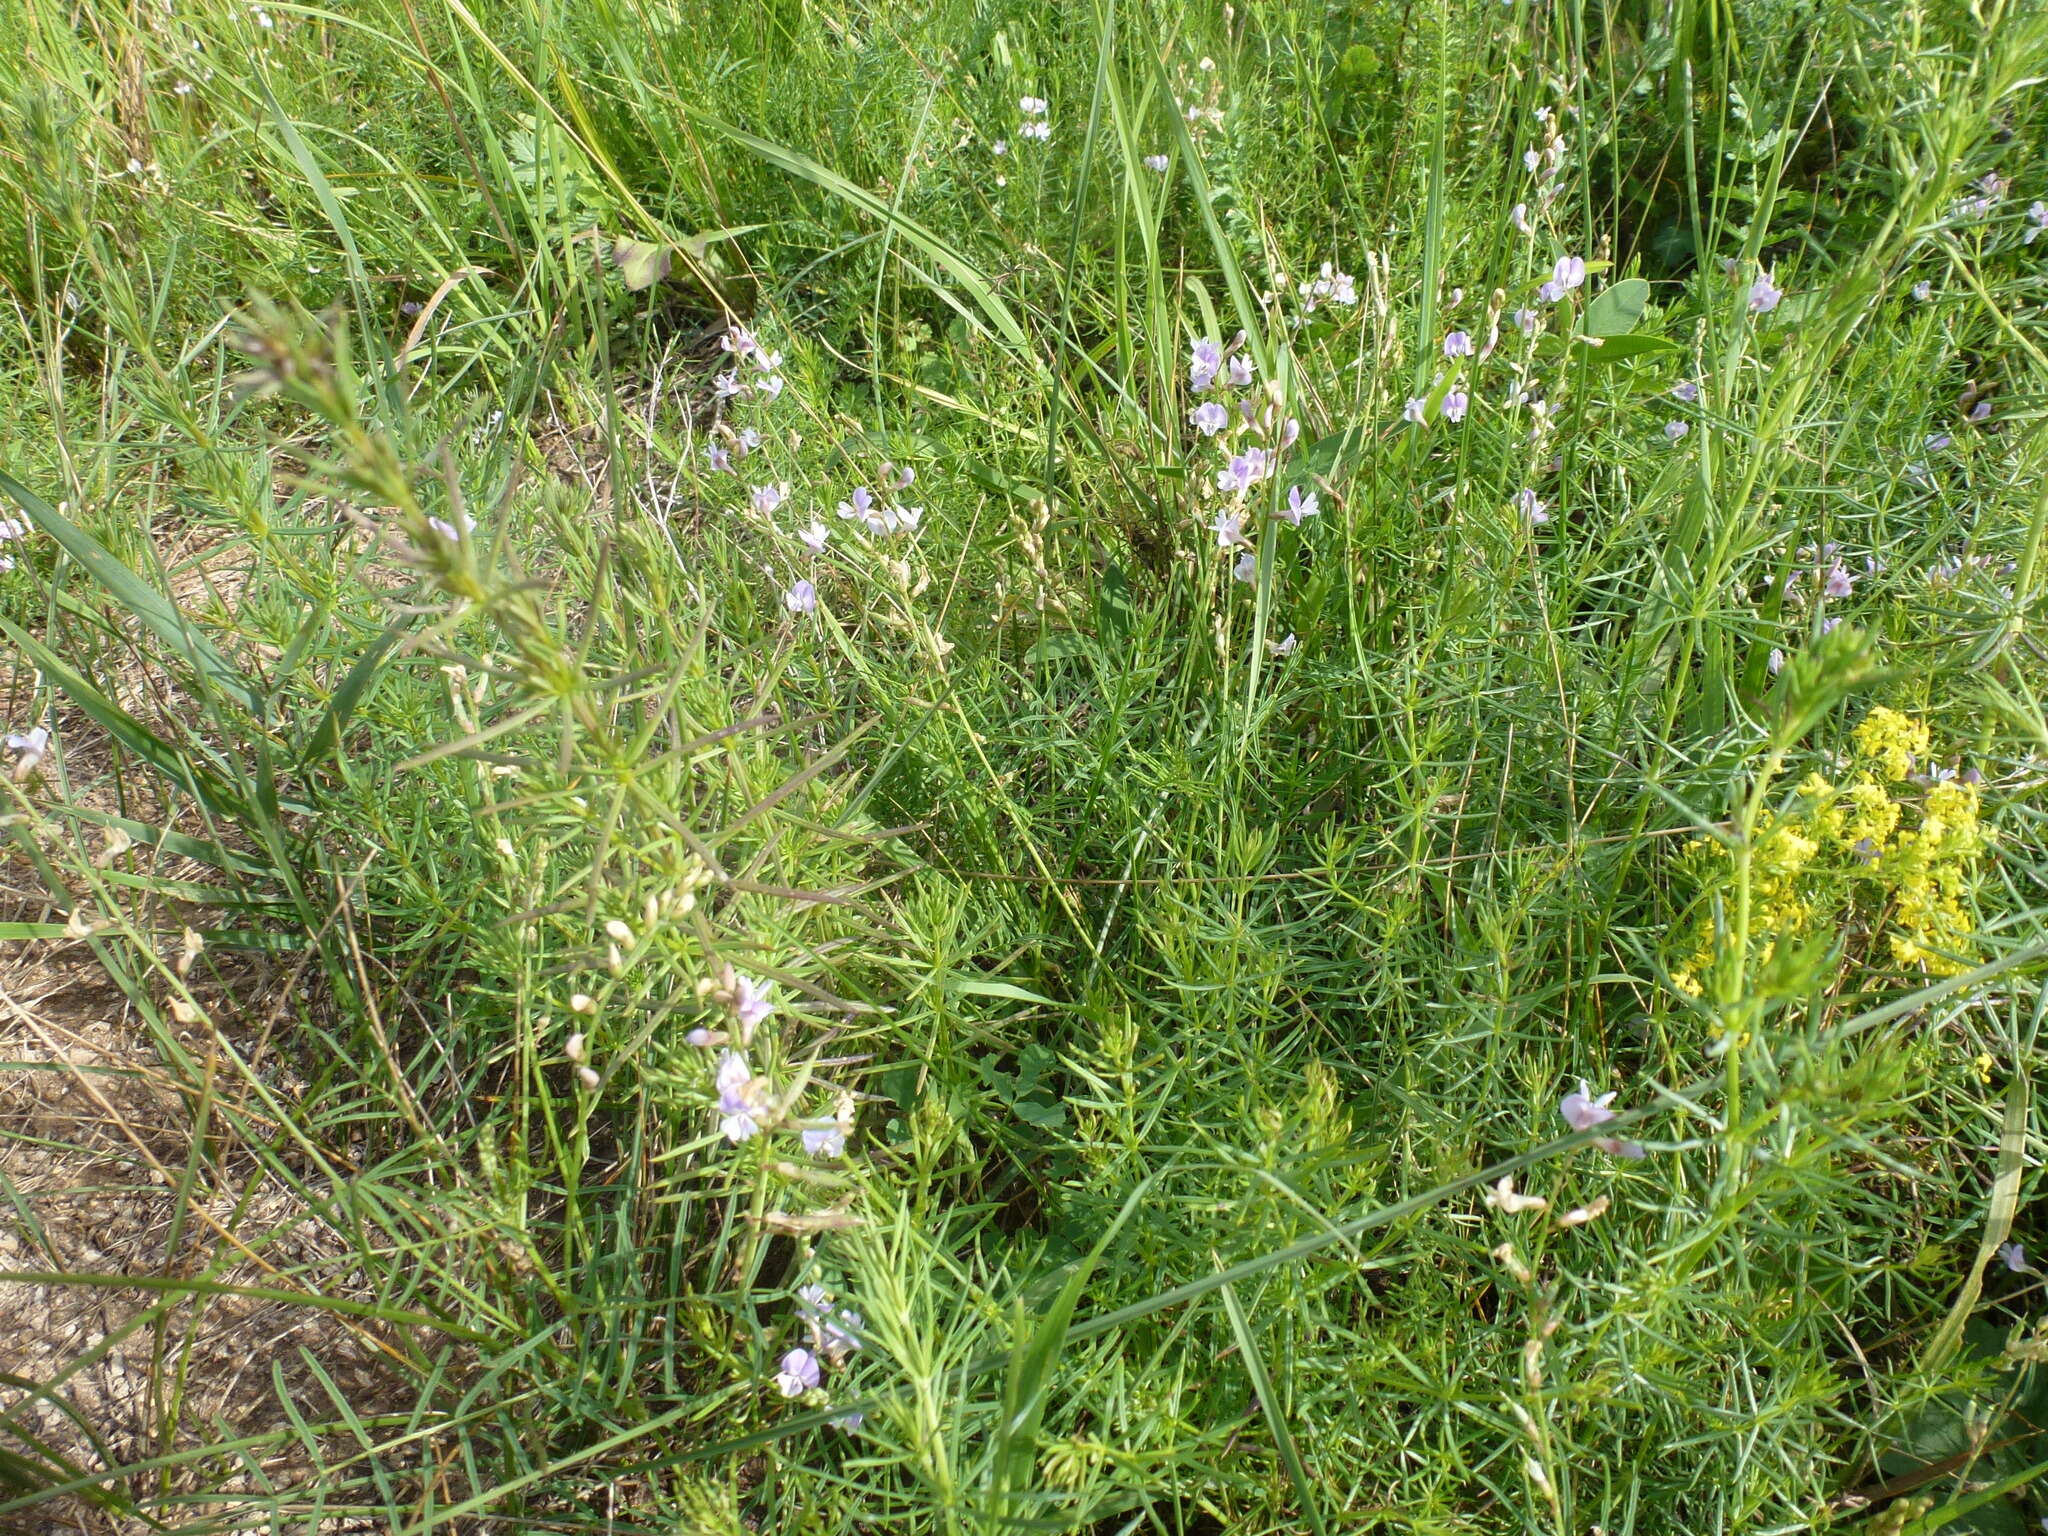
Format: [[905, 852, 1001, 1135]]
[[1181, 335, 1314, 586], [713, 324, 787, 405], [1670, 709, 1992, 995], [1017, 95, 1051, 143], [678, 966, 858, 1154], [771, 1283, 866, 1425]]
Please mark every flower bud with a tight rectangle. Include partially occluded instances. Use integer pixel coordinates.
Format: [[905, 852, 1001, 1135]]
[[570, 993, 596, 1015], [577, 1065, 601, 1090], [565, 1032, 587, 1063]]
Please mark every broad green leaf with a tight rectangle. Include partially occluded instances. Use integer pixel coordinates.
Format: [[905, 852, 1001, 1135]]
[[1584, 277, 1651, 337], [1578, 333, 1682, 364], [612, 238, 672, 290]]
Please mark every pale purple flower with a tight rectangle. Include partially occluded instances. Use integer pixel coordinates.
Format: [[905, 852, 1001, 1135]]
[[1215, 448, 1268, 497], [1822, 563, 1855, 599], [1232, 550, 1257, 584], [751, 482, 789, 515], [991, 138, 1008, 156], [1560, 1077, 1645, 1158], [737, 427, 762, 454], [1227, 353, 1255, 388], [1019, 119, 1051, 142], [1442, 390, 1469, 424], [1402, 396, 1427, 425], [1513, 307, 1540, 335], [1443, 330, 1474, 358], [1277, 485, 1320, 526], [1210, 509, 1245, 548], [2000, 1240, 2029, 1272], [1925, 433, 1952, 451], [1969, 399, 1992, 422], [1523, 147, 1541, 175], [706, 445, 732, 473], [1664, 419, 1689, 442], [0, 517, 25, 542], [5, 726, 50, 775], [733, 974, 775, 1030], [1279, 418, 1300, 450], [426, 512, 474, 542], [1551, 255, 1586, 292], [836, 486, 877, 528], [886, 462, 916, 490], [1768, 647, 1786, 675], [756, 373, 786, 401], [802, 1125, 847, 1157], [784, 579, 818, 616], [1267, 632, 1298, 658], [2026, 203, 2048, 243], [1671, 380, 1700, 403], [722, 325, 760, 360], [717, 1050, 765, 1143], [800, 520, 830, 553], [1514, 488, 1549, 525], [774, 1347, 822, 1397], [751, 348, 783, 374], [1190, 337, 1223, 392], [1019, 95, 1048, 116], [713, 371, 745, 400], [1189, 401, 1229, 436], [1143, 153, 1169, 173], [685, 1027, 716, 1047], [1912, 280, 1932, 302], [1748, 274, 1783, 313], [1819, 615, 1842, 635]]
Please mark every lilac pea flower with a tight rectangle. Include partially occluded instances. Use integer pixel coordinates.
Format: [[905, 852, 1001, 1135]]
[[891, 463, 917, 490], [5, 726, 50, 776], [784, 580, 818, 616], [1189, 401, 1230, 436], [733, 974, 775, 1030], [1749, 274, 1783, 313], [1822, 565, 1855, 599], [685, 1027, 717, 1048], [713, 371, 746, 400], [836, 486, 877, 526], [1215, 450, 1266, 497], [831, 1410, 865, 1433], [707, 445, 732, 473], [756, 373, 786, 401], [2026, 202, 2048, 243], [1402, 396, 1427, 425], [2000, 1240, 2030, 1272], [774, 1348, 822, 1398], [1514, 488, 1549, 525], [1523, 147, 1541, 175], [1267, 632, 1298, 658], [1227, 353, 1255, 388], [1189, 337, 1223, 392], [1768, 648, 1786, 675], [991, 139, 1008, 156], [1664, 420, 1689, 442], [800, 520, 830, 553], [737, 427, 762, 454], [802, 1125, 847, 1158], [1969, 400, 1992, 422], [1277, 486, 1320, 526], [1019, 95, 1048, 116], [1926, 433, 1952, 451], [1561, 1079, 1617, 1131], [1279, 418, 1300, 450], [1232, 550, 1257, 584], [426, 512, 474, 542], [1912, 280, 1932, 301], [717, 1051, 764, 1143], [1513, 307, 1539, 334], [1552, 255, 1585, 291], [1443, 330, 1474, 359], [1210, 509, 1245, 549], [1511, 203, 1532, 235], [722, 325, 760, 359], [751, 482, 789, 515], [1537, 281, 1564, 304], [1442, 390, 1469, 424], [1019, 120, 1051, 142], [0, 517, 25, 542], [1143, 153, 1169, 173], [1671, 380, 1700, 403], [1819, 615, 1842, 635]]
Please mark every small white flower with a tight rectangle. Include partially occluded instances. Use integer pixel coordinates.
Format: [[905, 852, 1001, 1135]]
[[1232, 550, 1257, 584], [1143, 153, 1169, 173], [1484, 1176, 1547, 1214]]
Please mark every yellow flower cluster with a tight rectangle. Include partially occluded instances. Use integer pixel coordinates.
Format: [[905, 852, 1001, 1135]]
[[1672, 709, 1989, 995]]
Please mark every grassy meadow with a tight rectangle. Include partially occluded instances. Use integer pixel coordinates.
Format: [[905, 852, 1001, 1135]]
[[2, 0, 2048, 1530]]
